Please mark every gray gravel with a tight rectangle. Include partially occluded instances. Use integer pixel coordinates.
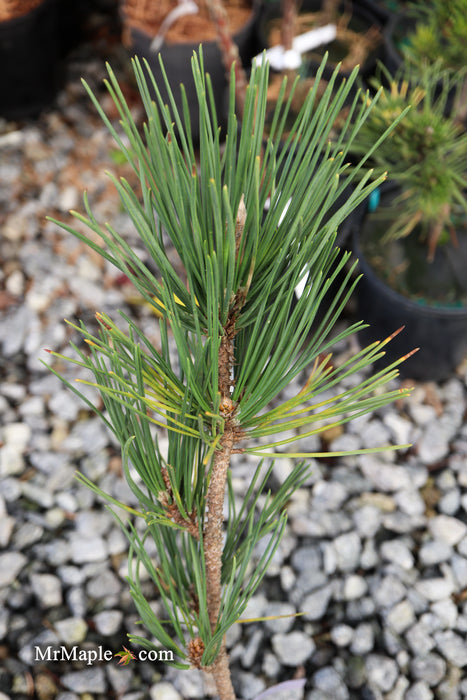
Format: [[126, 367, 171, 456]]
[[1, 29, 467, 700]]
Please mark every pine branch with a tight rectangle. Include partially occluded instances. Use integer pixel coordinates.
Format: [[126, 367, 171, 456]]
[[45, 51, 416, 700], [159, 466, 200, 539]]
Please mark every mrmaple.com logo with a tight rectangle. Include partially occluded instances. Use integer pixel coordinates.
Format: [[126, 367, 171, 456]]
[[34, 645, 174, 666]]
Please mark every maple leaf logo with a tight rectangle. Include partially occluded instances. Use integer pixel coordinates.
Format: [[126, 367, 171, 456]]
[[115, 646, 136, 666]]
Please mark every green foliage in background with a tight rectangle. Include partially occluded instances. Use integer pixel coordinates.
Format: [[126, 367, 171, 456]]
[[404, 0, 467, 72], [350, 64, 467, 254]]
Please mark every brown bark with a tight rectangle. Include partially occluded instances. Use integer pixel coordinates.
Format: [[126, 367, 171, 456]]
[[211, 640, 236, 700], [203, 308, 238, 698], [203, 425, 236, 700], [204, 0, 249, 120], [202, 189, 248, 700], [281, 0, 298, 52], [204, 427, 235, 627]]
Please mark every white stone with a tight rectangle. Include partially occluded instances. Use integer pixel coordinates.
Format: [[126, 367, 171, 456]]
[[0, 552, 27, 587], [352, 505, 382, 539], [380, 539, 414, 570], [93, 610, 123, 636], [343, 575, 367, 601], [264, 602, 296, 634], [30, 573, 63, 608], [312, 480, 347, 511], [61, 668, 106, 694], [54, 617, 88, 644], [372, 575, 406, 608], [434, 630, 467, 667], [410, 652, 446, 687], [360, 539, 379, 570], [69, 534, 108, 563], [330, 624, 354, 647], [406, 621, 435, 656], [333, 531, 362, 572], [302, 586, 333, 621], [313, 666, 349, 699], [428, 515, 467, 546], [6, 269, 25, 296], [150, 683, 183, 700], [461, 492, 467, 513], [431, 599, 458, 629], [386, 599, 416, 634], [271, 631, 315, 666], [417, 422, 451, 465], [359, 456, 412, 492], [418, 540, 453, 566], [416, 578, 455, 602], [241, 594, 268, 622], [405, 681, 433, 700], [365, 654, 398, 692], [280, 565, 296, 592], [394, 489, 426, 516], [1, 422, 31, 450], [350, 622, 374, 655], [458, 535, 467, 557], [59, 185, 79, 212], [383, 412, 413, 445], [0, 516, 15, 548], [0, 444, 24, 476], [408, 403, 437, 426], [361, 419, 391, 449], [386, 677, 410, 700], [438, 489, 461, 515], [451, 554, 467, 588]]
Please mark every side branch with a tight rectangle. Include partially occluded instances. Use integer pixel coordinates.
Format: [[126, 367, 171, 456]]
[[159, 466, 199, 539]]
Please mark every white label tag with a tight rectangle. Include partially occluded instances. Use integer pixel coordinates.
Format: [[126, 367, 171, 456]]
[[255, 24, 337, 70]]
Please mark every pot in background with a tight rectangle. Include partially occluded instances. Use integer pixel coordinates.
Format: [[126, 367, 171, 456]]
[[0, 0, 63, 119], [123, 2, 263, 141], [0, 0, 87, 120], [351, 190, 467, 381], [380, 8, 415, 76]]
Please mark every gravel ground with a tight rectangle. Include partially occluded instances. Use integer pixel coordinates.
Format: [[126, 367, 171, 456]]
[[1, 21, 467, 700]]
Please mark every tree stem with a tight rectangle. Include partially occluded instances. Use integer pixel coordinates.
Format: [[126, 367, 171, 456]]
[[204, 426, 236, 700], [205, 429, 234, 628], [211, 639, 236, 700], [204, 0, 248, 120], [203, 314, 238, 700], [281, 0, 298, 52], [202, 194, 247, 700]]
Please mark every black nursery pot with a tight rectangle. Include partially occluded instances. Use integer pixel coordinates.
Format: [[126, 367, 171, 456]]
[[0, 0, 66, 120], [352, 203, 467, 382], [128, 5, 262, 143], [380, 9, 416, 76], [354, 0, 393, 26]]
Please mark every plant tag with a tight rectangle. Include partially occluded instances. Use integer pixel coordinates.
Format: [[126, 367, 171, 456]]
[[265, 195, 306, 299], [150, 0, 199, 52], [256, 24, 337, 70]]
